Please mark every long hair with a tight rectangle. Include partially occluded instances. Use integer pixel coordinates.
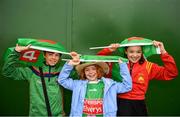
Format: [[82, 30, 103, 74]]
[[79, 64, 105, 80]]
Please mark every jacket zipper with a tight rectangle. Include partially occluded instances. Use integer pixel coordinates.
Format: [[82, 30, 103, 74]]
[[130, 63, 134, 76], [48, 66, 51, 82]]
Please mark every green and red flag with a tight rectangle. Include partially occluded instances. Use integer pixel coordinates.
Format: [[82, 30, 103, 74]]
[[118, 37, 160, 58], [4, 38, 68, 67], [62, 54, 128, 63], [89, 37, 161, 81], [79, 55, 127, 82], [114, 37, 160, 81], [79, 55, 128, 62], [17, 38, 68, 54], [62, 55, 128, 81], [3, 47, 45, 67], [90, 37, 160, 58]]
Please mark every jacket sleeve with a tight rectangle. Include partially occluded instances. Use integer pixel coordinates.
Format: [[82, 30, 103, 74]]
[[97, 48, 113, 55], [2, 50, 32, 80], [115, 63, 132, 93], [149, 53, 178, 80], [97, 48, 114, 78], [58, 62, 78, 90]]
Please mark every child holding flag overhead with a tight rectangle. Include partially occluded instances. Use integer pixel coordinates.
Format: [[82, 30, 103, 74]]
[[97, 37, 178, 116], [58, 52, 132, 116], [2, 39, 69, 116]]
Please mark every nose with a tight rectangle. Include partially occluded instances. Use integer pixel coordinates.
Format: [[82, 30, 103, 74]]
[[89, 69, 95, 74], [132, 53, 138, 57]]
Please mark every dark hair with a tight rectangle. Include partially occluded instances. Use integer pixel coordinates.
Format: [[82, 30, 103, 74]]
[[43, 51, 62, 57], [79, 64, 105, 80], [139, 54, 145, 64]]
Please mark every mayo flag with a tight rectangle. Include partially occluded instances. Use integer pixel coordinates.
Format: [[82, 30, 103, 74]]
[[79, 55, 128, 82], [118, 37, 161, 58], [79, 55, 128, 63], [4, 38, 67, 67], [62, 55, 128, 81], [4, 38, 128, 81], [90, 37, 160, 58]]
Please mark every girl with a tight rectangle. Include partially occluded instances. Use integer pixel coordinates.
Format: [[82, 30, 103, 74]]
[[97, 37, 178, 116], [58, 52, 132, 116]]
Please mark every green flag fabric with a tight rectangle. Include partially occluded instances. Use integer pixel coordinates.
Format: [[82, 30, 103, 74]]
[[62, 55, 127, 81], [79, 55, 127, 82], [112, 62, 122, 82], [3, 46, 45, 67], [62, 55, 128, 63], [17, 38, 68, 54], [4, 38, 67, 67], [73, 55, 127, 82], [88, 37, 160, 82], [79, 55, 128, 62], [118, 37, 160, 58]]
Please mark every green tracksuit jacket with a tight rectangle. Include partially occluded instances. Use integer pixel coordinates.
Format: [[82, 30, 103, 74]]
[[2, 50, 64, 116]]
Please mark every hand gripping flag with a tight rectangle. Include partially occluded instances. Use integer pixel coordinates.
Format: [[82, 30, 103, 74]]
[[80, 55, 128, 82], [89, 37, 161, 81], [90, 37, 160, 58], [4, 38, 68, 67], [17, 38, 68, 54], [118, 37, 160, 58], [79, 55, 128, 63], [62, 55, 128, 81], [62, 54, 128, 63]]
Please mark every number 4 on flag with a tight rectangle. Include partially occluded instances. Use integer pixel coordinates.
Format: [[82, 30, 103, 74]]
[[19, 49, 40, 62]]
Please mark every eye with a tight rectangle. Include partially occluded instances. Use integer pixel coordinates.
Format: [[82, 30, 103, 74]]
[[85, 68, 89, 72], [55, 54, 60, 57], [48, 53, 53, 56], [129, 50, 134, 53], [137, 50, 142, 54]]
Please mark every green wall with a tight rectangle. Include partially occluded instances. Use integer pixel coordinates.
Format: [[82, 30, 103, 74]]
[[0, 0, 72, 115], [0, 0, 180, 115]]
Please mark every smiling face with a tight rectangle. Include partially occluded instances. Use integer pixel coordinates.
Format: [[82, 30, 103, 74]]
[[125, 46, 143, 63], [44, 52, 60, 66], [84, 65, 98, 81]]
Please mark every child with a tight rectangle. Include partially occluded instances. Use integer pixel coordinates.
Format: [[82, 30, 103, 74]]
[[97, 37, 178, 115], [2, 43, 65, 116], [58, 52, 132, 116]]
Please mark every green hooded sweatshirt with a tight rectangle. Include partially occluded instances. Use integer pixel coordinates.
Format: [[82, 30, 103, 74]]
[[2, 50, 64, 116]]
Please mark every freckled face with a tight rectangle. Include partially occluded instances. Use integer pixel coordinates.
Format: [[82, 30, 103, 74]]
[[125, 46, 142, 63]]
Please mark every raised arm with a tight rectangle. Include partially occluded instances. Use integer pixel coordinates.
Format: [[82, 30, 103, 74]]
[[149, 41, 178, 80], [97, 43, 119, 55], [116, 59, 132, 93], [57, 52, 80, 90], [2, 44, 32, 80]]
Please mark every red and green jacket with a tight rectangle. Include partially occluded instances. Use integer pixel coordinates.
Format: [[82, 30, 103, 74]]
[[98, 48, 178, 100]]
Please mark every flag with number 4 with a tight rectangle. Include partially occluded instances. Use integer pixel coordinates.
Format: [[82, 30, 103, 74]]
[[3, 47, 44, 67], [19, 49, 44, 66], [3, 38, 67, 67]]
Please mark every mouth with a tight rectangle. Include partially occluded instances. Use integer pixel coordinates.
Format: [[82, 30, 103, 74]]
[[130, 58, 139, 62], [132, 58, 137, 61], [51, 60, 58, 63], [87, 74, 95, 78], [49, 61, 58, 65], [87, 73, 97, 78]]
